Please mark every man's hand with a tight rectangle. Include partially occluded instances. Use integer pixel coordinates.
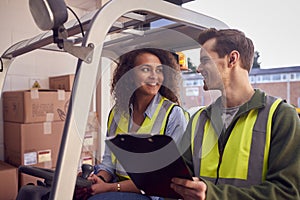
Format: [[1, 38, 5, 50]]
[[170, 177, 207, 200]]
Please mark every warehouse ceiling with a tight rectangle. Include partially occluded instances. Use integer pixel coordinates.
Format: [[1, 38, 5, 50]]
[[65, 0, 195, 11], [65, 0, 102, 11]]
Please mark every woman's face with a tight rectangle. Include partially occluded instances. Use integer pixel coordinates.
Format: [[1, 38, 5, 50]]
[[132, 52, 164, 97]]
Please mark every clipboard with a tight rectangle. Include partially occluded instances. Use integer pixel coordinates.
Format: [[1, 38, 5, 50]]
[[105, 134, 192, 199]]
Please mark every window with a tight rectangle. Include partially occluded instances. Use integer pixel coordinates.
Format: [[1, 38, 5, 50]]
[[282, 74, 288, 81], [249, 76, 256, 83], [271, 74, 281, 81], [256, 75, 262, 83], [183, 79, 202, 87], [291, 73, 295, 80], [250, 71, 300, 83], [262, 75, 271, 82], [296, 73, 300, 80], [290, 73, 300, 81]]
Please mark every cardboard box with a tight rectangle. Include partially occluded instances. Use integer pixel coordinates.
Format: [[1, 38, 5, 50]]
[[0, 161, 18, 200], [76, 112, 99, 171], [19, 172, 44, 188], [78, 151, 96, 172], [49, 74, 75, 91], [19, 169, 55, 188], [4, 121, 64, 168], [3, 90, 71, 123], [82, 112, 99, 152]]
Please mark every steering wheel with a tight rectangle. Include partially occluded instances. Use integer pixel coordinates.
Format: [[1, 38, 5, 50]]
[[18, 165, 92, 188]]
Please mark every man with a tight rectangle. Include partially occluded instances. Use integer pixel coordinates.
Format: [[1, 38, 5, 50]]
[[171, 28, 300, 199]]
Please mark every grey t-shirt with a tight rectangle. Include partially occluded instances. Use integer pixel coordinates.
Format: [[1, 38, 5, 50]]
[[221, 106, 239, 129]]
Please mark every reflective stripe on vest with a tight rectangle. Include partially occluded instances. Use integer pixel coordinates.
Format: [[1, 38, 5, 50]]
[[191, 96, 282, 187], [107, 97, 176, 180]]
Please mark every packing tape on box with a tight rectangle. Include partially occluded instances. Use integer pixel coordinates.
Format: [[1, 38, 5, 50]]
[[43, 122, 52, 134], [46, 113, 54, 122], [30, 89, 39, 99], [57, 90, 66, 100]]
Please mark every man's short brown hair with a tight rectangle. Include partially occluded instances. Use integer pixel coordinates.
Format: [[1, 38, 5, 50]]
[[198, 28, 254, 72]]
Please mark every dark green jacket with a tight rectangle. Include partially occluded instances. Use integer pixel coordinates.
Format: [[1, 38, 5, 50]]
[[180, 89, 300, 199]]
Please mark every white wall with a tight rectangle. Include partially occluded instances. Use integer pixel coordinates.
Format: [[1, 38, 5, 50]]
[[0, 0, 89, 160]]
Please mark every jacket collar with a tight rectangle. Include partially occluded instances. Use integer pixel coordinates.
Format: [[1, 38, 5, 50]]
[[129, 93, 163, 119], [205, 89, 266, 116]]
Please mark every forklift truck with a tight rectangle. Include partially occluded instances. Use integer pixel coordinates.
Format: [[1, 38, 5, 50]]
[[0, 0, 229, 199]]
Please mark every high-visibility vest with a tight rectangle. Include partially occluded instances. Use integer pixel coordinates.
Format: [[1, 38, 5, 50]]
[[107, 97, 176, 180], [183, 109, 190, 121], [190, 96, 282, 187]]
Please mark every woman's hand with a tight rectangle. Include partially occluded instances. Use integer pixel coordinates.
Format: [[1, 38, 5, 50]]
[[88, 174, 114, 195], [170, 177, 207, 200]]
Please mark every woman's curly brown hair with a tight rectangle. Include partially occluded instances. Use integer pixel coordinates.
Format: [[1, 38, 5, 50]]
[[111, 48, 181, 113]]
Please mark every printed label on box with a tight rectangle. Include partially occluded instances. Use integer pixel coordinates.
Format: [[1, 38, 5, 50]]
[[43, 122, 52, 134], [32, 103, 54, 118], [38, 150, 52, 163], [82, 156, 93, 166], [84, 135, 94, 146], [24, 152, 37, 165]]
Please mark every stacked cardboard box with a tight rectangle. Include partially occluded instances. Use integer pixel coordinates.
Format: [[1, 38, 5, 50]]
[[4, 121, 65, 168], [3, 89, 71, 123], [3, 74, 99, 190], [0, 161, 18, 200], [49, 74, 99, 169], [78, 111, 99, 170], [19, 172, 44, 188], [49, 74, 74, 91], [3, 89, 70, 187]]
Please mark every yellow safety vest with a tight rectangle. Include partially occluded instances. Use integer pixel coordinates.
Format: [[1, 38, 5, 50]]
[[191, 96, 282, 186], [107, 97, 176, 180], [183, 109, 190, 121]]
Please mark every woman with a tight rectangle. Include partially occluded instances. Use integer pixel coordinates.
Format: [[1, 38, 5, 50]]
[[88, 48, 188, 200]]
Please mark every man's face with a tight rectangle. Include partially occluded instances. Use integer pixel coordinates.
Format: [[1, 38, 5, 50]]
[[197, 38, 225, 91]]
